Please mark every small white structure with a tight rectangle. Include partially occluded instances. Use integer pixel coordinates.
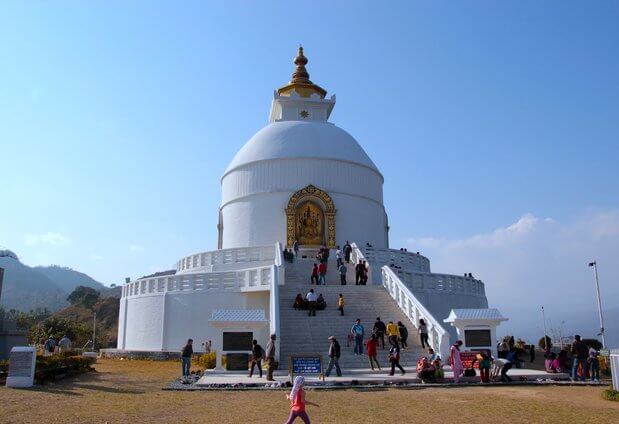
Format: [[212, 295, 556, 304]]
[[5, 346, 36, 388], [444, 309, 508, 357]]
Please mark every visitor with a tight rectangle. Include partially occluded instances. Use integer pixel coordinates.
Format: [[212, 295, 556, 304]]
[[362, 260, 369, 284], [284, 376, 318, 424], [365, 334, 380, 371], [428, 348, 440, 363], [293, 293, 305, 310], [529, 344, 535, 363], [588, 345, 600, 382], [570, 335, 589, 382], [306, 289, 317, 316], [44, 336, 56, 356], [316, 293, 326, 310], [545, 351, 558, 373], [318, 261, 327, 285], [449, 340, 463, 383], [202, 339, 212, 354], [322, 246, 330, 261], [310, 263, 319, 285], [373, 317, 387, 349], [478, 351, 492, 383], [338, 261, 347, 285], [266, 334, 276, 381], [416, 356, 435, 383], [337, 294, 345, 316], [293, 239, 300, 258], [181, 338, 193, 378], [325, 336, 342, 377], [388, 336, 406, 376], [418, 318, 429, 349], [335, 245, 342, 268], [497, 340, 509, 358], [58, 335, 72, 353], [351, 319, 365, 355], [343, 241, 352, 263], [386, 320, 400, 340], [492, 357, 508, 381], [355, 260, 364, 285], [249, 339, 264, 378], [501, 348, 518, 382], [397, 321, 408, 349], [556, 349, 569, 373]]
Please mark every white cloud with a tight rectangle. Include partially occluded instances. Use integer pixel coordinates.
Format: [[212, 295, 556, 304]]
[[128, 244, 144, 252], [24, 232, 71, 246], [89, 253, 104, 261], [406, 209, 619, 342]]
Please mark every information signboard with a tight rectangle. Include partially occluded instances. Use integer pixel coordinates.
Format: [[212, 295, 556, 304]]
[[289, 355, 324, 381]]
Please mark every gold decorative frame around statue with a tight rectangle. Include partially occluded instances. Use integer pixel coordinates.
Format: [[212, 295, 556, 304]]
[[285, 185, 336, 248]]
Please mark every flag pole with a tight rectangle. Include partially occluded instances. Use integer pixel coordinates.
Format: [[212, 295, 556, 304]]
[[589, 261, 606, 348]]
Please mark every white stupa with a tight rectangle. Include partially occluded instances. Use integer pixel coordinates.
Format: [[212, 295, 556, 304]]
[[114, 48, 501, 365]]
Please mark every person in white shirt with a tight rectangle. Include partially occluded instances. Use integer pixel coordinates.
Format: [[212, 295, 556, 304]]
[[335, 246, 343, 268], [306, 289, 318, 316]]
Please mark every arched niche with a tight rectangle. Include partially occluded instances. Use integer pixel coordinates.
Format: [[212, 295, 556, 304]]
[[285, 184, 336, 248]]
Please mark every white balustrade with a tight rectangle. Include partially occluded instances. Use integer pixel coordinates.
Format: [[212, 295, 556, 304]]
[[360, 245, 431, 273], [176, 245, 275, 273], [393, 270, 486, 296], [382, 266, 451, 359]]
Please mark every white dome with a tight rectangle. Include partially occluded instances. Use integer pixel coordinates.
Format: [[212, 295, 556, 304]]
[[223, 121, 381, 177]]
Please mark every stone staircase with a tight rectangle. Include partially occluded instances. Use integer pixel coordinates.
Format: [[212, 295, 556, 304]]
[[278, 250, 425, 371]]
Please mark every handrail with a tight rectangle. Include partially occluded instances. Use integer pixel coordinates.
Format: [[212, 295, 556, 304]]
[[381, 266, 451, 359], [392, 269, 486, 296], [121, 265, 274, 298], [176, 245, 274, 273]]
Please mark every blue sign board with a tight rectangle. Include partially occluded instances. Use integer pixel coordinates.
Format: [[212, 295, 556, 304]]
[[289, 355, 324, 381]]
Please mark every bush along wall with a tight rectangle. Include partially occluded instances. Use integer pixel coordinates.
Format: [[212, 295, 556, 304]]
[[602, 386, 619, 402], [34, 353, 96, 383]]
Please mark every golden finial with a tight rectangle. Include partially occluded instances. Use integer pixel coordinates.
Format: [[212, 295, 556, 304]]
[[277, 46, 327, 98]]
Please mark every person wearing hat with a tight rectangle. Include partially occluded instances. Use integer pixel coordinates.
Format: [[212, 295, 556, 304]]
[[325, 336, 342, 377]]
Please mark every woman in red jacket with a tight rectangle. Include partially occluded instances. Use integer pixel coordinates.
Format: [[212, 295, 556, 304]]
[[365, 334, 381, 371]]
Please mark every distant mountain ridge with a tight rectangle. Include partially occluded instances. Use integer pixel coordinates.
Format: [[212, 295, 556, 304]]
[[0, 250, 111, 312]]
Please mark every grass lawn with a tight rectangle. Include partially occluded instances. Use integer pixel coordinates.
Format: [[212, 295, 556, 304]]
[[1, 359, 618, 423]]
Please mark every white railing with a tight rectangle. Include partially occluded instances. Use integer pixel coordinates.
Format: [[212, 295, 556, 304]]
[[393, 270, 486, 297], [270, 241, 284, 361], [176, 245, 275, 273], [121, 265, 274, 298], [382, 266, 451, 359], [363, 246, 431, 273]]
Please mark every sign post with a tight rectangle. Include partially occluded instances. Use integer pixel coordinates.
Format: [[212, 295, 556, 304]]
[[289, 355, 324, 382], [6, 346, 36, 388]]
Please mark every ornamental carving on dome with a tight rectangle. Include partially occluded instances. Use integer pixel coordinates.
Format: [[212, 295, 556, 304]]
[[285, 184, 336, 247]]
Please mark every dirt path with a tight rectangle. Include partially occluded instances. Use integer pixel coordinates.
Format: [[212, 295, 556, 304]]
[[1, 359, 617, 423]]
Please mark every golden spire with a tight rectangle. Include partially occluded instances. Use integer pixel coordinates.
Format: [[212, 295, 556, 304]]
[[277, 46, 327, 98]]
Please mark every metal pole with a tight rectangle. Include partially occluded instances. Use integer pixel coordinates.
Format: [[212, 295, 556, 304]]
[[589, 261, 606, 348], [93, 311, 97, 352], [541, 306, 549, 349]]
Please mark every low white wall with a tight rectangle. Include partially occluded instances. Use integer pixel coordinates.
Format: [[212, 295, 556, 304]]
[[121, 290, 270, 353]]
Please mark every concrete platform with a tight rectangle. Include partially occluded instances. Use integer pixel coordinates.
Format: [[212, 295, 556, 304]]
[[192, 367, 575, 388]]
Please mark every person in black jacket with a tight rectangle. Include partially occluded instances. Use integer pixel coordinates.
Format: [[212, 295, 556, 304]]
[[181, 339, 193, 378], [249, 339, 264, 378], [373, 317, 387, 349], [397, 321, 409, 349], [325, 336, 342, 377]]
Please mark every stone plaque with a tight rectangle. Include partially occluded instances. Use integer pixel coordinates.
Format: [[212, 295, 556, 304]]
[[6, 346, 36, 388], [224, 353, 249, 371], [222, 332, 252, 351], [464, 329, 492, 348]]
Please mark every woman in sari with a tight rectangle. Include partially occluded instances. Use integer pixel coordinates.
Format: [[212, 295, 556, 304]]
[[449, 340, 464, 383]]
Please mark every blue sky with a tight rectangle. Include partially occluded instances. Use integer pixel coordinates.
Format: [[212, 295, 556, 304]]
[[1, 2, 618, 341]]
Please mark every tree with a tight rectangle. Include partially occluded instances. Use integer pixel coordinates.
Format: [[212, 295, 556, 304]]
[[67, 286, 100, 309]]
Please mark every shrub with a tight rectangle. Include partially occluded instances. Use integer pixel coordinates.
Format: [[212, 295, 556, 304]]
[[602, 386, 619, 402], [0, 360, 8, 373], [583, 338, 603, 351], [195, 352, 217, 370], [33, 354, 96, 383], [538, 336, 552, 350]]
